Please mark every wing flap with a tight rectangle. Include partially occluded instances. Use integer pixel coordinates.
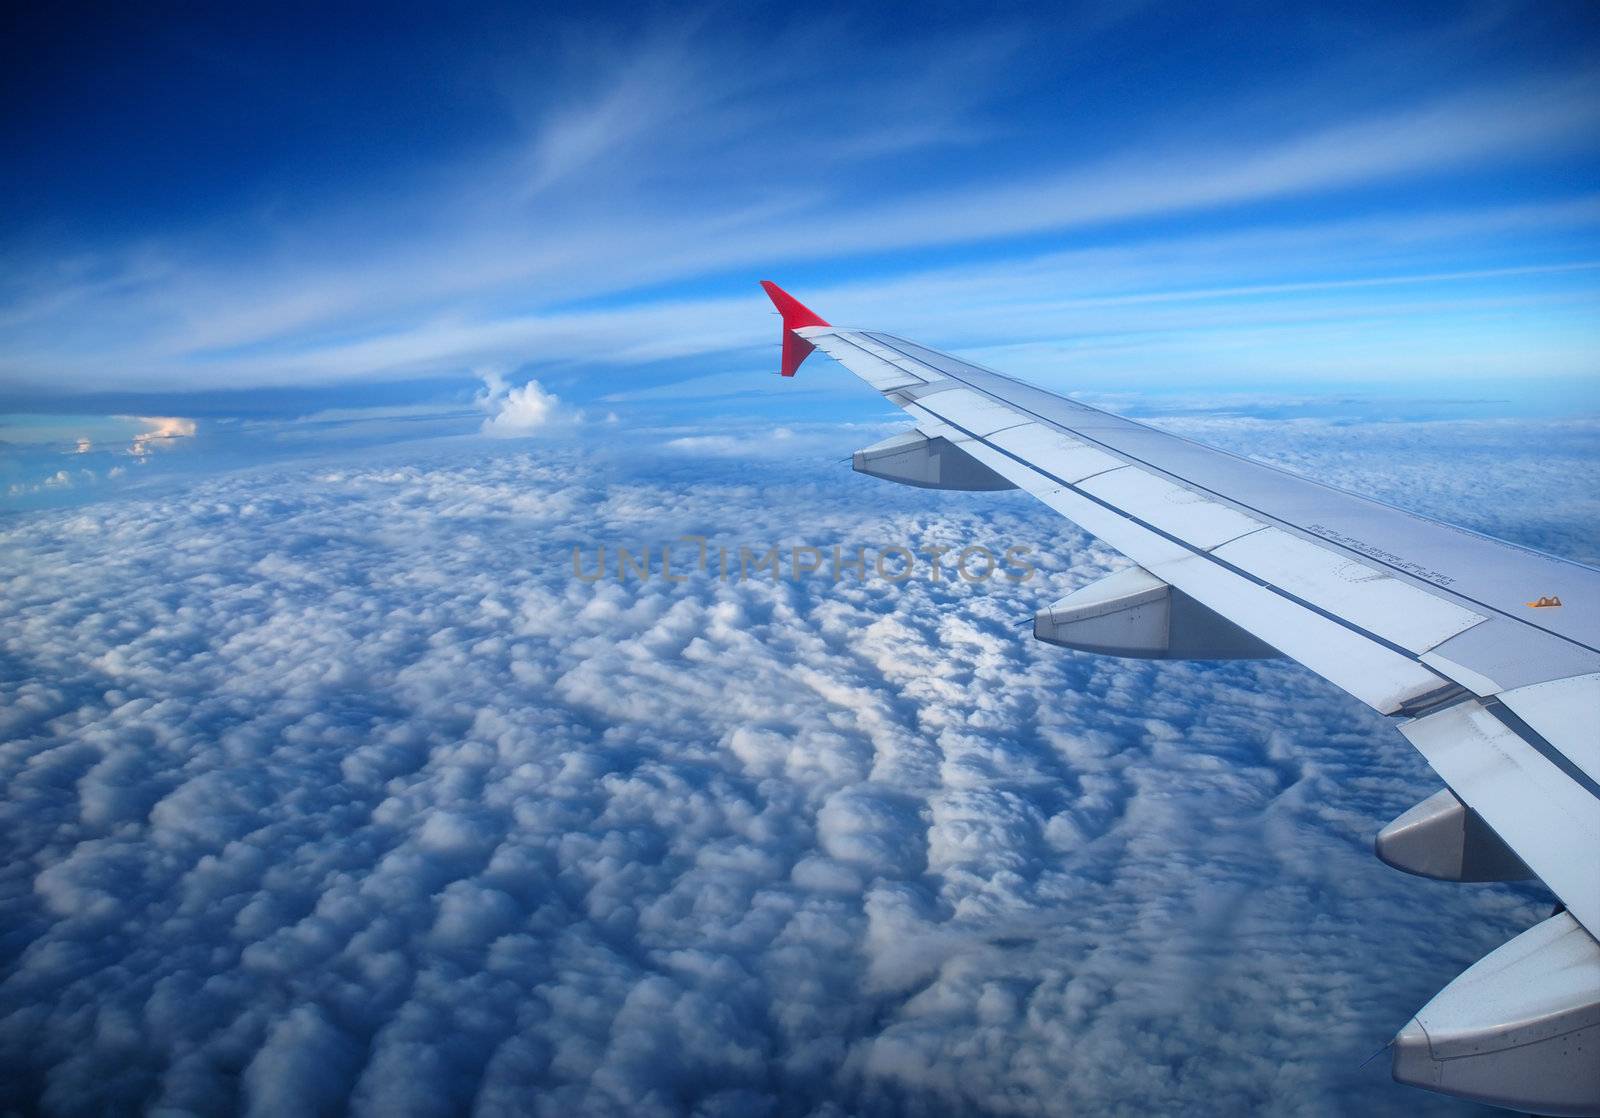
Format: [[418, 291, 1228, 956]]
[[1210, 528, 1489, 655], [1400, 699, 1600, 933], [952, 435, 1452, 714], [1078, 468, 1267, 551], [829, 331, 940, 379], [912, 387, 1031, 438], [1423, 614, 1600, 694], [809, 332, 927, 391], [987, 423, 1126, 484], [1496, 672, 1600, 788], [1146, 550, 1452, 714]]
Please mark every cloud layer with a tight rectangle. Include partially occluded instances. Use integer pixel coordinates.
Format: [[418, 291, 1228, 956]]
[[2, 419, 1582, 1115]]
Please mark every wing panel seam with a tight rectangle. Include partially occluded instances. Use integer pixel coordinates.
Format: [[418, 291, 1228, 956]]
[[861, 332, 1599, 657], [916, 398, 1466, 674], [1480, 698, 1600, 801]]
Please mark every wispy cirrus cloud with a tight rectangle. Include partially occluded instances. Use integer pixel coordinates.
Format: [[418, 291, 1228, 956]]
[[2, 12, 1597, 398], [6, 198, 1599, 398]]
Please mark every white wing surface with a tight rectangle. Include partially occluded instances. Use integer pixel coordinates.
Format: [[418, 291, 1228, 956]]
[[760, 281, 1600, 1116]]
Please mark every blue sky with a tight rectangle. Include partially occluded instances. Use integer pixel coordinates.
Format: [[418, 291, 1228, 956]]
[[2, 1, 1597, 424]]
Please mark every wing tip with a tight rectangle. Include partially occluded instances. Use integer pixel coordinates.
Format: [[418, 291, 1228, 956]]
[[759, 280, 829, 377]]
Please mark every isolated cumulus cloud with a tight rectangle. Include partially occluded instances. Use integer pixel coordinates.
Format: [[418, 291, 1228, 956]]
[[0, 422, 1582, 1116], [128, 415, 198, 458], [477, 370, 577, 437]]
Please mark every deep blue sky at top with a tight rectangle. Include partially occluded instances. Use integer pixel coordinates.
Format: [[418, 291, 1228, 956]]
[[2, 0, 1598, 414], [7, 2, 1595, 243]]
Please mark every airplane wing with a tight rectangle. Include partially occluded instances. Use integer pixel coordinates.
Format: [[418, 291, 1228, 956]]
[[760, 281, 1600, 1116]]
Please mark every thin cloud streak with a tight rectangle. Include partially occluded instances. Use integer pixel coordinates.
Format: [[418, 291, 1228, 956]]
[[9, 203, 1595, 391], [1, 31, 1596, 394], [793, 74, 1600, 254]]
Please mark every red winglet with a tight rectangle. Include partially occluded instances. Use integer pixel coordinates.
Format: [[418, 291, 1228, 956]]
[[760, 280, 829, 377]]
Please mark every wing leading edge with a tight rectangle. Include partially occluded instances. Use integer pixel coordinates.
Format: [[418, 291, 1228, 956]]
[[761, 281, 1600, 1115]]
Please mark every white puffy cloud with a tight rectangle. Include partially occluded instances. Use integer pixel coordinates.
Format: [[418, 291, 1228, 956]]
[[477, 371, 576, 437], [127, 415, 197, 458], [0, 421, 1584, 1115]]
